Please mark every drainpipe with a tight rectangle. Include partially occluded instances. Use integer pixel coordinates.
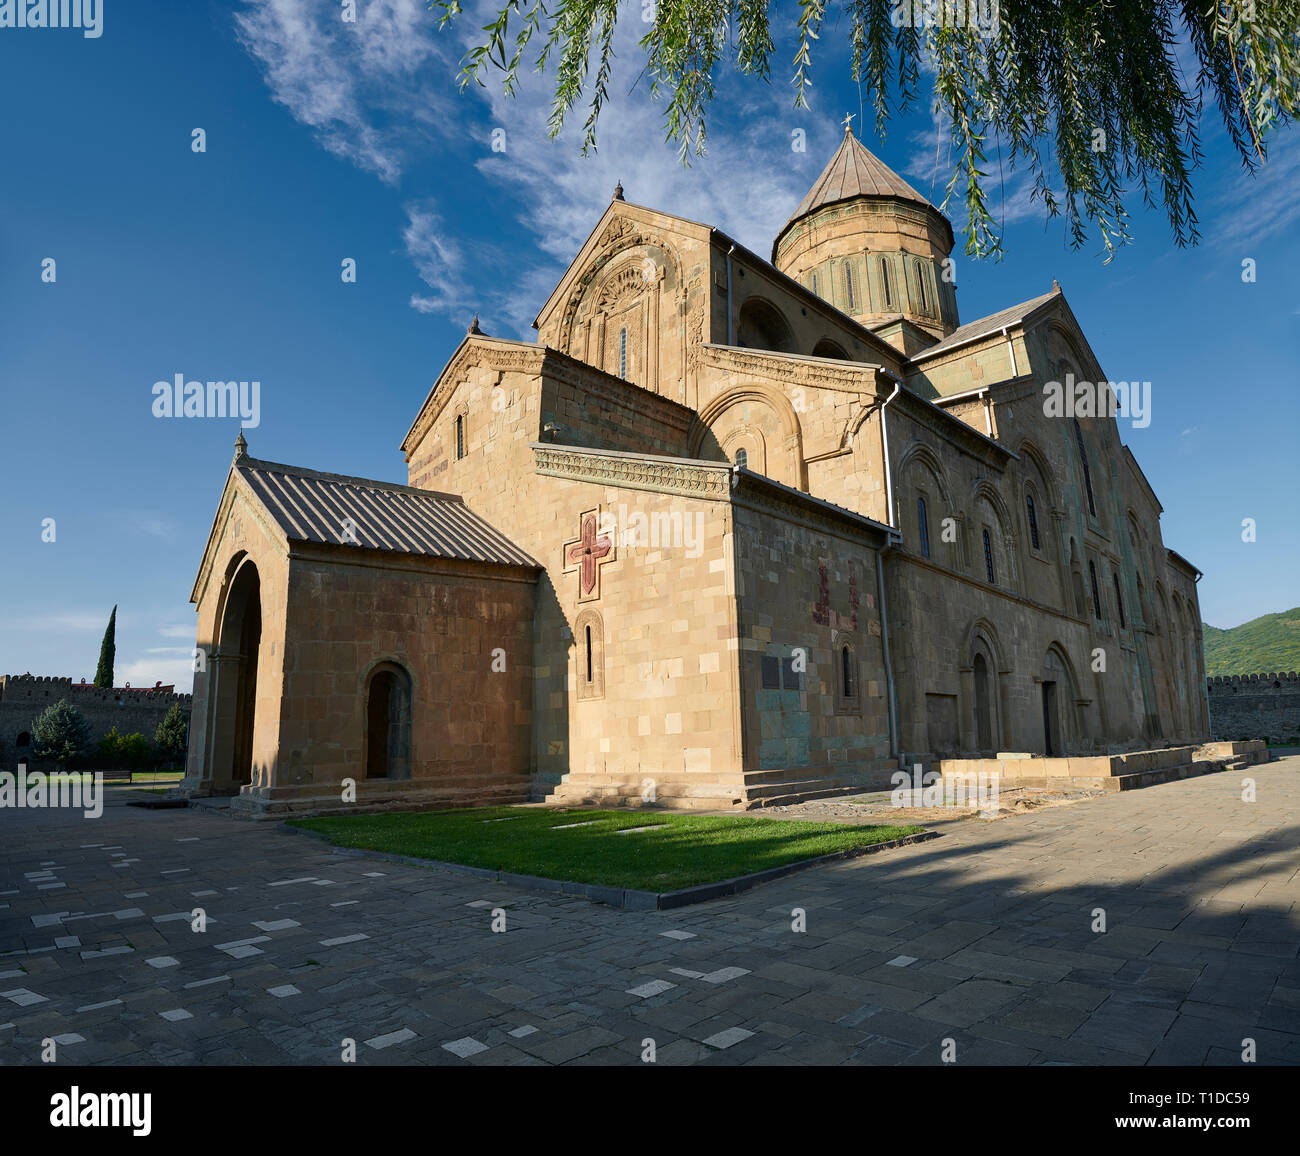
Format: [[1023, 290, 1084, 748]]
[[876, 544, 901, 766], [725, 244, 736, 345], [1001, 325, 1018, 377], [876, 371, 905, 766], [878, 374, 903, 525]]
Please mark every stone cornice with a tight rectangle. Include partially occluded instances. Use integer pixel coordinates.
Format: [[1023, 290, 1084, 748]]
[[701, 343, 878, 393], [532, 445, 732, 500]]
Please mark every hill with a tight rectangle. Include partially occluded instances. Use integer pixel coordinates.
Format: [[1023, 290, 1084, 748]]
[[1202, 607, 1300, 676]]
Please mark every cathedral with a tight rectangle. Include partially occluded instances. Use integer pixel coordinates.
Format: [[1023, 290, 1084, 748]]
[[181, 127, 1211, 815]]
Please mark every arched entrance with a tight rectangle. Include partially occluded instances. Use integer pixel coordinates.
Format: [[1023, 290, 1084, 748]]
[[1041, 645, 1079, 755], [364, 662, 412, 780], [973, 653, 994, 752], [210, 558, 261, 791]]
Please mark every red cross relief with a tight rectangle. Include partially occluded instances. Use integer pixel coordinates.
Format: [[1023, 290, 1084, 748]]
[[566, 512, 613, 599]]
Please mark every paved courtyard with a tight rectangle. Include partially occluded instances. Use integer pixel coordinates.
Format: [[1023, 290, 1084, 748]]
[[2, 758, 1297, 1066]]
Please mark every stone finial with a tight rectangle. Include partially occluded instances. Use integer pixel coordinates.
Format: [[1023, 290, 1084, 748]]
[[1052, 278, 1061, 292], [468, 313, 483, 335], [233, 431, 248, 462], [612, 180, 624, 201]]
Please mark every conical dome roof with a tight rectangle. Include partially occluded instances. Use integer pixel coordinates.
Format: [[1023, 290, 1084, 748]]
[[775, 128, 946, 250]]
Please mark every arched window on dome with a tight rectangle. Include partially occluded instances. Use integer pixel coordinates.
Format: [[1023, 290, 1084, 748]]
[[916, 260, 928, 313], [880, 259, 893, 308]]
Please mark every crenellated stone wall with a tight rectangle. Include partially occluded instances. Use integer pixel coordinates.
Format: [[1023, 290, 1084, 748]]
[[0, 674, 193, 767], [1207, 673, 1300, 744]]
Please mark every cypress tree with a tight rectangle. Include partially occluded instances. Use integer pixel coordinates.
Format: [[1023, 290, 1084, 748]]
[[93, 605, 117, 689]]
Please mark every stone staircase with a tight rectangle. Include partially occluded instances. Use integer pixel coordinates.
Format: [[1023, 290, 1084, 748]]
[[539, 760, 902, 811], [742, 762, 900, 808]]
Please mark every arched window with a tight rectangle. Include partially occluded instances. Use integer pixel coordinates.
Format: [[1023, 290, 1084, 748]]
[[1025, 492, 1041, 550], [834, 637, 858, 713], [811, 271, 819, 296], [916, 261, 928, 312], [880, 259, 893, 308], [735, 447, 748, 470], [982, 528, 996, 585], [1073, 417, 1096, 517], [575, 609, 605, 701], [364, 662, 412, 781], [16, 731, 30, 747], [1089, 559, 1103, 620], [1113, 572, 1126, 628], [917, 496, 931, 558], [455, 414, 466, 460], [844, 263, 856, 310], [618, 327, 628, 378]]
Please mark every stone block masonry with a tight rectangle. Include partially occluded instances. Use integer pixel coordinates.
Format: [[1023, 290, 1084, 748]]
[[1207, 673, 1300, 744]]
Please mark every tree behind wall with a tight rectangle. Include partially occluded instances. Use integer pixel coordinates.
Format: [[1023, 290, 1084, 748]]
[[154, 703, 189, 766], [30, 699, 90, 771], [93, 605, 116, 688]]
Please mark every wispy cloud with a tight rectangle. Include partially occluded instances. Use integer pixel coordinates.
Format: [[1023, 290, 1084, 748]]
[[1205, 140, 1300, 250], [234, 0, 456, 184], [403, 199, 465, 318], [235, 0, 834, 336], [0, 612, 110, 632]]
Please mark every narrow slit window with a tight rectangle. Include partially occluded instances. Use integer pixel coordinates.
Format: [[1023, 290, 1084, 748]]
[[1089, 560, 1103, 619], [585, 624, 593, 683], [983, 528, 996, 585], [1026, 493, 1041, 550], [845, 264, 855, 310], [1073, 417, 1097, 517], [1113, 573, 1126, 628], [916, 261, 928, 312], [881, 259, 892, 308], [455, 414, 465, 460], [618, 328, 628, 379], [841, 645, 854, 697], [917, 496, 930, 558]]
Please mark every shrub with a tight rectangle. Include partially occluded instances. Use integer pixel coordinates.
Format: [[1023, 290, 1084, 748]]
[[31, 699, 90, 770], [154, 703, 189, 764]]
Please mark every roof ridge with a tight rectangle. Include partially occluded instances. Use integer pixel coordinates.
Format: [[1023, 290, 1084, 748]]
[[238, 456, 463, 503]]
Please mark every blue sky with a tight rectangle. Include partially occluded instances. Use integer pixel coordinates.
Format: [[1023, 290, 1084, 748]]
[[1, 0, 1296, 694]]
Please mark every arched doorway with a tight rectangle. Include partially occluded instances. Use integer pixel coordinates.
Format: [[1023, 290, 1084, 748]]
[[973, 653, 994, 753], [1042, 646, 1078, 755], [210, 558, 261, 790], [364, 663, 412, 780]]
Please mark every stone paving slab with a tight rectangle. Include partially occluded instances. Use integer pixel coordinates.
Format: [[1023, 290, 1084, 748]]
[[0, 758, 1297, 1066]]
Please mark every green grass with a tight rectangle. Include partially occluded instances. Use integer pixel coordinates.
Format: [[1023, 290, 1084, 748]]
[[289, 807, 924, 892]]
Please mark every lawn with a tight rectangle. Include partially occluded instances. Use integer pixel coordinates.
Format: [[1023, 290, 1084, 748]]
[[289, 806, 924, 892]]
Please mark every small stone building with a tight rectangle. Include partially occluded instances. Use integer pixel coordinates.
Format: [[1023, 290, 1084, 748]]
[[182, 127, 1211, 815]]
